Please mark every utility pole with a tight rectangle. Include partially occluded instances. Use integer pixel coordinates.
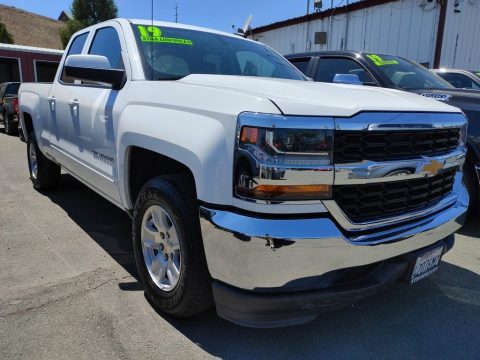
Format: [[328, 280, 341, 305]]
[[175, 3, 178, 23], [306, 0, 310, 51]]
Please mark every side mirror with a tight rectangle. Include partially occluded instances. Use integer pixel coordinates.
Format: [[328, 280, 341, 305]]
[[333, 73, 362, 85], [64, 54, 125, 90]]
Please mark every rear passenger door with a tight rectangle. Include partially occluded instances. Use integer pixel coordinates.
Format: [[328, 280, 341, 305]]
[[67, 24, 128, 203], [48, 31, 89, 168], [314, 57, 378, 86]]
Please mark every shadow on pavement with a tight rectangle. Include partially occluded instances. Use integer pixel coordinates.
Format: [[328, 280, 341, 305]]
[[45, 173, 479, 359], [164, 262, 480, 359], [457, 208, 480, 237], [45, 173, 138, 279]]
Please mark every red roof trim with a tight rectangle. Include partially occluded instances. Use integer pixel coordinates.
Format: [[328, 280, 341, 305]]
[[251, 0, 399, 34]]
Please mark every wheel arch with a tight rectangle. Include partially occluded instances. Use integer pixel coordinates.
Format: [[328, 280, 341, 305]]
[[125, 145, 198, 209]]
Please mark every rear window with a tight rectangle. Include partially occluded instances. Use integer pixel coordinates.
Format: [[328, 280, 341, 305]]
[[5, 83, 20, 95]]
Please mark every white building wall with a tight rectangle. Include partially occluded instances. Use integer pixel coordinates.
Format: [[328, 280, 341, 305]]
[[254, 0, 480, 69], [441, 0, 480, 69]]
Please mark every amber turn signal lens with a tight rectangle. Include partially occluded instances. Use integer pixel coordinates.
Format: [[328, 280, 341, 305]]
[[237, 184, 332, 201], [240, 126, 258, 144]]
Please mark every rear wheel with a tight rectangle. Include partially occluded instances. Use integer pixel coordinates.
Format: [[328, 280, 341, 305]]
[[16, 115, 25, 141], [27, 131, 61, 190], [132, 176, 213, 317], [4, 112, 17, 135]]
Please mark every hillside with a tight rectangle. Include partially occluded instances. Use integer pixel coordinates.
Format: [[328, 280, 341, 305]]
[[0, 4, 64, 49]]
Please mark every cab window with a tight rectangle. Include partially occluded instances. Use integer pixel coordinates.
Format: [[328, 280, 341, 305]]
[[288, 58, 311, 76], [88, 27, 125, 70], [61, 32, 88, 83], [316, 57, 376, 85], [438, 72, 480, 90]]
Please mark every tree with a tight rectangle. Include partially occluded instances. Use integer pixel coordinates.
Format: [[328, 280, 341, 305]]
[[60, 20, 84, 49], [0, 21, 14, 44], [72, 0, 118, 27], [60, 0, 118, 48]]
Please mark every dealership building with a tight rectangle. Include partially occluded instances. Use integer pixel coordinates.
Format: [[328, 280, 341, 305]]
[[251, 0, 480, 69], [0, 44, 63, 83]]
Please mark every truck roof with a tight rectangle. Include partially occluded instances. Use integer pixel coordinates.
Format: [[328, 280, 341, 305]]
[[284, 50, 399, 59], [127, 18, 255, 43]]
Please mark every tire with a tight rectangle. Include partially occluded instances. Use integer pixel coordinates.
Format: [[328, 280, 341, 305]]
[[18, 116, 26, 142], [27, 131, 61, 190], [132, 175, 213, 318], [4, 112, 17, 136]]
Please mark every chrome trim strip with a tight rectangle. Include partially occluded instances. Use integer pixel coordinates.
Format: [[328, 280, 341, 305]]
[[334, 112, 467, 131], [199, 179, 468, 290], [334, 148, 465, 184], [324, 172, 464, 231], [238, 112, 335, 130]]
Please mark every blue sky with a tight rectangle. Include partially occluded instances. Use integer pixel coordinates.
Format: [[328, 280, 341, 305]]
[[0, 0, 331, 32]]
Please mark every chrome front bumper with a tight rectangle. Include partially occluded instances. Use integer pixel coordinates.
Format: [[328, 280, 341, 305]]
[[200, 173, 468, 291]]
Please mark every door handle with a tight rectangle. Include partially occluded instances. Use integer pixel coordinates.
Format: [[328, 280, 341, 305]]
[[47, 96, 55, 102], [67, 99, 79, 107]]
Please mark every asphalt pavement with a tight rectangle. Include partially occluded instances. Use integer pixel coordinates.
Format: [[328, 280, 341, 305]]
[[0, 129, 479, 360]]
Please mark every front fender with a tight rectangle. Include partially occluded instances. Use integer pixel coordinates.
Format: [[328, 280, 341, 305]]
[[117, 105, 233, 208]]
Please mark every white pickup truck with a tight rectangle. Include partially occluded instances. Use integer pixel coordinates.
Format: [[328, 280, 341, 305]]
[[19, 18, 468, 327]]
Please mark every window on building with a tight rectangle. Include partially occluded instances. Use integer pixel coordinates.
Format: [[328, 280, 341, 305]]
[[437, 72, 480, 90], [316, 57, 376, 85], [35, 61, 59, 82], [0, 58, 21, 83], [288, 57, 311, 75], [61, 32, 89, 83], [88, 27, 124, 70]]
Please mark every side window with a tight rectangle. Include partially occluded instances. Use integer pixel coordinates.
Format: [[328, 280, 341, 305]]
[[289, 58, 311, 76], [61, 32, 89, 83], [439, 73, 480, 90], [316, 58, 376, 85], [88, 27, 125, 70]]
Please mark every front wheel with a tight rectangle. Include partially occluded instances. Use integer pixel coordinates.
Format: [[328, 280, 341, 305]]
[[132, 176, 213, 318], [27, 131, 61, 190]]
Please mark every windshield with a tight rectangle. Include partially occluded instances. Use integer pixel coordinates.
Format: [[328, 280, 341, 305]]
[[364, 54, 453, 90], [132, 24, 305, 81]]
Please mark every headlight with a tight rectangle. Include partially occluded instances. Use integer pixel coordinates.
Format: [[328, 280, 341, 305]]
[[234, 113, 334, 203]]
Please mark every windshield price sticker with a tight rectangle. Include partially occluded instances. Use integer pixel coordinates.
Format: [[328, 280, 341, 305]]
[[367, 54, 399, 66], [137, 25, 193, 45]]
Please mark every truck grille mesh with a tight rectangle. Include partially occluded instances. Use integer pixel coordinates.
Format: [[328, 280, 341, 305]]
[[333, 169, 456, 223], [334, 129, 460, 164]]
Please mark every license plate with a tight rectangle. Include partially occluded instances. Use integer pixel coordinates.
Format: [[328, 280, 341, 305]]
[[410, 246, 444, 284]]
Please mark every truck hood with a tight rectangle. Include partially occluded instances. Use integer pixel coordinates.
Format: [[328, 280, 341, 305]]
[[409, 88, 480, 112], [179, 75, 460, 117]]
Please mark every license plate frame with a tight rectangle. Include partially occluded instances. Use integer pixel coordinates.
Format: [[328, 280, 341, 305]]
[[409, 245, 445, 284]]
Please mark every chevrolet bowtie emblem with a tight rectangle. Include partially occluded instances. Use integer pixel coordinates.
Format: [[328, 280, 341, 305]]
[[421, 160, 444, 176]]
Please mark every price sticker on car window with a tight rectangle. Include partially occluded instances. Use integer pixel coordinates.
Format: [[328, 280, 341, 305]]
[[137, 25, 193, 45], [366, 54, 399, 66]]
